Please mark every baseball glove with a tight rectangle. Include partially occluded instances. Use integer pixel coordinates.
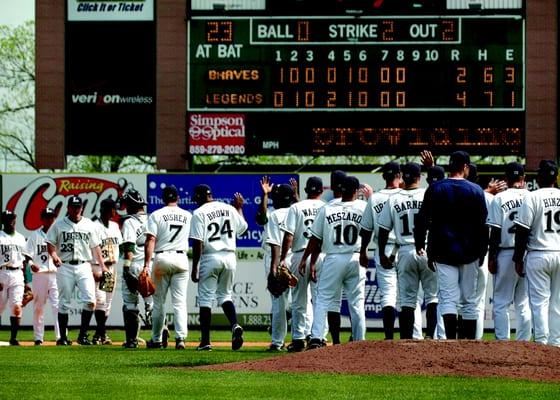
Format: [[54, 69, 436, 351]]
[[138, 270, 155, 298], [99, 271, 116, 292], [22, 285, 34, 307], [267, 265, 298, 298]]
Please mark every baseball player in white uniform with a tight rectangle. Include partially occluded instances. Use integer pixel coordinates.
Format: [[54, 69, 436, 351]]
[[262, 181, 297, 351], [23, 207, 60, 345], [120, 189, 150, 348], [513, 160, 560, 346], [92, 198, 122, 345], [360, 162, 402, 340], [144, 185, 192, 350], [0, 210, 28, 346], [279, 176, 325, 352], [307, 176, 368, 349], [190, 184, 248, 351], [487, 162, 532, 341], [377, 163, 438, 339], [46, 195, 106, 346]]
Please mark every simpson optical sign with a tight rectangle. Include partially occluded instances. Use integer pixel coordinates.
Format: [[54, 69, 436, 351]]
[[187, 13, 524, 155]]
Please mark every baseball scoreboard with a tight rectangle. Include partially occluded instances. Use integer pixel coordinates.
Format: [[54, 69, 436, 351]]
[[187, 1, 525, 156]]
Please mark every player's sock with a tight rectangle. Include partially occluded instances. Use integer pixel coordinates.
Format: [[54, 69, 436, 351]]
[[9, 316, 20, 341], [79, 309, 94, 338], [398, 307, 415, 339], [457, 315, 465, 339], [94, 310, 107, 338], [327, 312, 341, 344], [382, 306, 396, 339], [199, 307, 212, 345], [58, 313, 69, 340], [425, 302, 438, 338], [221, 301, 238, 327], [442, 314, 457, 340], [462, 319, 477, 339]]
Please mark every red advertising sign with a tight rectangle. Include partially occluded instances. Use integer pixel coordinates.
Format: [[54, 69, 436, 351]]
[[188, 113, 246, 155]]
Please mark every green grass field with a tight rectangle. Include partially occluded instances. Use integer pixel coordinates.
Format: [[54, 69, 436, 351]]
[[1, 329, 559, 399]]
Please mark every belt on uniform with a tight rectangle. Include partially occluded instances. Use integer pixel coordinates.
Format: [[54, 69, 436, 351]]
[[0, 265, 20, 270], [67, 260, 87, 265], [155, 250, 185, 254]]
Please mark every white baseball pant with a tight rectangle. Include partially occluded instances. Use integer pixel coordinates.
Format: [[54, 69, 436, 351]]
[[56, 263, 96, 313], [32, 272, 60, 341]]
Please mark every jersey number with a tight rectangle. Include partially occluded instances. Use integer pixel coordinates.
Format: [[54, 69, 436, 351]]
[[333, 224, 358, 245], [208, 220, 234, 242], [544, 210, 560, 233], [507, 211, 518, 234], [40, 254, 48, 263], [302, 218, 314, 239], [169, 225, 183, 242], [399, 214, 413, 236], [60, 243, 74, 252]]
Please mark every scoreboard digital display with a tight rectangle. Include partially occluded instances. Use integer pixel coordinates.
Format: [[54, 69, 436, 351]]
[[187, 5, 525, 156]]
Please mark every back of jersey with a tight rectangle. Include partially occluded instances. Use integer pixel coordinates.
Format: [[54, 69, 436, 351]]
[[147, 206, 192, 252], [361, 188, 401, 245], [311, 199, 367, 254], [282, 198, 325, 252], [487, 188, 528, 248], [378, 188, 425, 246], [516, 187, 560, 251], [190, 201, 248, 253], [121, 213, 148, 263]]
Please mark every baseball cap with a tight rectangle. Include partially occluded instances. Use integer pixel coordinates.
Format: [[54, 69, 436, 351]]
[[537, 160, 558, 178], [427, 166, 445, 184], [41, 207, 56, 218], [193, 184, 212, 198], [401, 162, 421, 180], [162, 185, 179, 202], [467, 163, 478, 183], [305, 176, 323, 194], [505, 162, 524, 180], [330, 170, 347, 191], [340, 176, 360, 194], [1, 210, 16, 221], [122, 189, 146, 206], [382, 161, 400, 176], [100, 198, 117, 211], [449, 151, 470, 169], [272, 183, 295, 200], [68, 195, 83, 207]]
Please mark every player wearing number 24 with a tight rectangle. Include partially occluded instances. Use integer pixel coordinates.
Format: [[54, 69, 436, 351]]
[[190, 184, 248, 351]]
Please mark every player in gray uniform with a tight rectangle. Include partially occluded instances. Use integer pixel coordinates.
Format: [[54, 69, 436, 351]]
[[513, 160, 560, 346], [92, 198, 123, 345], [279, 177, 325, 352], [46, 195, 106, 346], [0, 211, 28, 345], [145, 185, 192, 350], [414, 151, 488, 340], [190, 184, 248, 351], [23, 207, 60, 345], [360, 162, 402, 340], [378, 163, 438, 339], [120, 189, 150, 348], [487, 162, 532, 341], [307, 176, 368, 349]]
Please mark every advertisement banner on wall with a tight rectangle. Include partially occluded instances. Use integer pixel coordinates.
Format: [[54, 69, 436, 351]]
[[1, 174, 146, 237], [67, 0, 154, 21], [188, 113, 246, 155]]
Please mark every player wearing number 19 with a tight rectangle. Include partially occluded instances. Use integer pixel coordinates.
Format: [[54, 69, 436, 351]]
[[144, 185, 192, 350], [190, 184, 248, 351]]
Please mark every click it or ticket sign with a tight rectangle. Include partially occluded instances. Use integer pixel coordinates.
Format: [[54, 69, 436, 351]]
[[67, 0, 154, 21]]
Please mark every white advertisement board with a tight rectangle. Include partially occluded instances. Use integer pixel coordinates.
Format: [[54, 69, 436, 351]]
[[67, 0, 154, 21]]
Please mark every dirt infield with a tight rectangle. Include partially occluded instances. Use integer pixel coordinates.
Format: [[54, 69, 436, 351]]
[[203, 340, 560, 382]]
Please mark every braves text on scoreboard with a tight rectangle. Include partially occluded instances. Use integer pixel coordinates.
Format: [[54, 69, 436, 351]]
[[187, 5, 525, 156]]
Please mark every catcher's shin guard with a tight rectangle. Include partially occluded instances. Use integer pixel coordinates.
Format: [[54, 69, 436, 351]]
[[123, 308, 140, 344]]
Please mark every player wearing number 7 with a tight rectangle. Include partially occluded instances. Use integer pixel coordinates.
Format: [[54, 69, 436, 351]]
[[190, 184, 248, 351], [144, 185, 192, 350]]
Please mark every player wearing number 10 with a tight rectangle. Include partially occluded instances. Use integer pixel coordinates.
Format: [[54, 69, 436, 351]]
[[190, 184, 248, 351], [144, 185, 192, 349]]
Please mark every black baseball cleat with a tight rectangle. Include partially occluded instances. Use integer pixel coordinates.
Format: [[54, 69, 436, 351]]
[[231, 324, 244, 351], [56, 338, 72, 346], [175, 339, 186, 350], [266, 344, 285, 352], [146, 339, 163, 349], [287, 339, 306, 352], [34, 340, 43, 346], [77, 335, 92, 345], [196, 343, 212, 351], [306, 338, 324, 350], [9, 339, 20, 346], [162, 327, 169, 349], [122, 340, 139, 349]]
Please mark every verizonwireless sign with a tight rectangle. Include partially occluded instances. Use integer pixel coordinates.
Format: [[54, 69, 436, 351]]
[[67, 0, 154, 21], [188, 113, 246, 155]]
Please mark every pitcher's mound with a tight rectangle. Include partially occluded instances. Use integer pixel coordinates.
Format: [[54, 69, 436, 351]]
[[204, 340, 560, 382]]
